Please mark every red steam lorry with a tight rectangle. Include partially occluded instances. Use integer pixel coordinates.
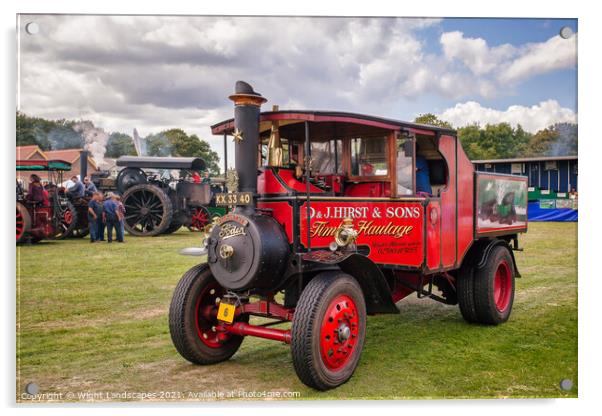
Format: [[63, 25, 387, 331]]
[[169, 81, 528, 390]]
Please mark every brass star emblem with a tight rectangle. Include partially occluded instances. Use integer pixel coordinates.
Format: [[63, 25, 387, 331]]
[[232, 129, 244, 144]]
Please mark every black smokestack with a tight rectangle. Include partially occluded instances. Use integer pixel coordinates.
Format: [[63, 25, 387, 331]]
[[80, 150, 89, 181], [228, 81, 267, 210]]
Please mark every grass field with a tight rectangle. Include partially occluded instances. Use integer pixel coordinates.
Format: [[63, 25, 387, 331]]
[[16, 222, 577, 401]]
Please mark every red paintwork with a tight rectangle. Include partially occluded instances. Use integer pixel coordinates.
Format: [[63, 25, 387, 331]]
[[319, 294, 359, 371], [456, 143, 475, 261], [239, 299, 294, 321], [426, 201, 441, 270], [299, 200, 424, 267], [438, 135, 457, 268], [344, 182, 391, 198], [220, 322, 291, 343], [258, 168, 324, 194], [494, 259, 512, 312]]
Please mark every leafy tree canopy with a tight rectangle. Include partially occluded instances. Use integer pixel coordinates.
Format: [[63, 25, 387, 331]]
[[106, 132, 137, 158], [414, 113, 453, 129]]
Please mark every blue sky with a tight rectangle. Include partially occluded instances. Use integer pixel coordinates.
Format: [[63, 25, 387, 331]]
[[18, 15, 578, 167], [384, 18, 578, 122]]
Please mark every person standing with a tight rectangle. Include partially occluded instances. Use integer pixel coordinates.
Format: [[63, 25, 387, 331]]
[[103, 193, 123, 243], [87, 193, 101, 243], [97, 193, 106, 241], [115, 195, 126, 242]]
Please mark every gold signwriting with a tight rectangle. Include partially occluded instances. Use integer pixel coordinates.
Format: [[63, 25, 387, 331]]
[[310, 220, 414, 239], [219, 223, 247, 240]]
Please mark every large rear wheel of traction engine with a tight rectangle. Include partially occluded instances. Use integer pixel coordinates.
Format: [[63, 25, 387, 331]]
[[472, 245, 515, 325], [291, 272, 366, 390], [169, 264, 247, 364]]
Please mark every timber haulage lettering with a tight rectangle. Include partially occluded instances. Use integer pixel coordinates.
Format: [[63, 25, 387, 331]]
[[310, 220, 414, 239]]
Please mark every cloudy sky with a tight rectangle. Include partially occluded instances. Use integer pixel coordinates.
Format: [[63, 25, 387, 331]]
[[17, 15, 577, 167]]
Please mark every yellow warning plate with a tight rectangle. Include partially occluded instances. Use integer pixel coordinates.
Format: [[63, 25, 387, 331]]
[[217, 302, 236, 324]]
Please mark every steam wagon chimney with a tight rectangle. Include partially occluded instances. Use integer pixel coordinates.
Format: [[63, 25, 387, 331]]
[[80, 150, 89, 180], [228, 81, 267, 210]]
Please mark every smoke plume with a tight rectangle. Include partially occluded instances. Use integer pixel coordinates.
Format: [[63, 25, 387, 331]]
[[73, 121, 109, 166]]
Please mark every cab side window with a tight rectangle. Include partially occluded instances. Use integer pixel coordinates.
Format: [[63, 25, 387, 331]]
[[350, 136, 388, 177]]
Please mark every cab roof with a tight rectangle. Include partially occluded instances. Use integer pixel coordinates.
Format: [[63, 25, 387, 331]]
[[211, 110, 457, 138]]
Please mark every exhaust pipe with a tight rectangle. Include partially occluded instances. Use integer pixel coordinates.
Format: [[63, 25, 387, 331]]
[[228, 81, 267, 211], [80, 150, 89, 181]]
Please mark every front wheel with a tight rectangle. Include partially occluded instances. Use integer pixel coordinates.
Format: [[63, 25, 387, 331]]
[[169, 264, 246, 365], [291, 272, 366, 391]]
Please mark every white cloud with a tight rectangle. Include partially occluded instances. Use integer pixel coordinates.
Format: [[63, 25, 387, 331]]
[[439, 100, 577, 132], [499, 34, 578, 83], [440, 31, 577, 85], [441, 31, 515, 75]]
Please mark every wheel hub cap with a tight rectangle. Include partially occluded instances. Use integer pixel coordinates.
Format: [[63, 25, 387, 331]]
[[337, 324, 351, 342]]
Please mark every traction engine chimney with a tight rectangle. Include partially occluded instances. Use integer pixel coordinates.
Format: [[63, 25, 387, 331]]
[[80, 150, 89, 180], [228, 81, 267, 211]]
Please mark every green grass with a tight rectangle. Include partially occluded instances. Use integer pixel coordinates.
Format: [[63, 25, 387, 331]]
[[16, 222, 577, 401]]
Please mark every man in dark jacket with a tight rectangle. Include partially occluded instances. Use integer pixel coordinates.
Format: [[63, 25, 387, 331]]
[[87, 193, 103, 242], [67, 176, 85, 198]]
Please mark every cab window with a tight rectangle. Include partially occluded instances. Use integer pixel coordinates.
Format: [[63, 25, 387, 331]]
[[311, 140, 342, 174], [350, 136, 388, 176]]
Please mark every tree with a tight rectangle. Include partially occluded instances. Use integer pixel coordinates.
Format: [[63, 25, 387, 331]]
[[457, 124, 484, 160], [414, 113, 453, 129], [106, 132, 136, 158], [17, 112, 82, 150], [526, 123, 577, 157], [146, 129, 221, 174]]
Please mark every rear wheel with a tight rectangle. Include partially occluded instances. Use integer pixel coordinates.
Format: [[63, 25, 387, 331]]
[[16, 202, 31, 244], [169, 264, 247, 364], [291, 272, 366, 390], [49, 201, 77, 240], [122, 184, 173, 236], [457, 261, 478, 323], [459, 245, 515, 325], [473, 246, 515, 324]]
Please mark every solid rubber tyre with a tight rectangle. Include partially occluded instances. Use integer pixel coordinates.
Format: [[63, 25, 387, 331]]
[[169, 264, 246, 365], [291, 272, 366, 391], [473, 245, 515, 325]]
